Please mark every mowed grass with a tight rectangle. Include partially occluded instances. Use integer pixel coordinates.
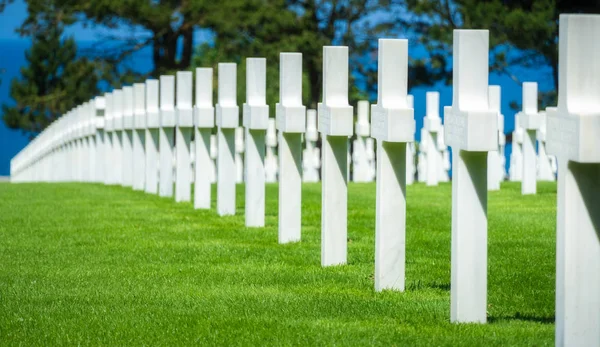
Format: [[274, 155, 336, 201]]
[[0, 181, 556, 345]]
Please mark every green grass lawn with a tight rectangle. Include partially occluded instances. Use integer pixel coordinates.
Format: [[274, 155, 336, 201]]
[[0, 181, 556, 345]]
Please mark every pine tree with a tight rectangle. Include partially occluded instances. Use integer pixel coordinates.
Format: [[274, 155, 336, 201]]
[[2, 11, 98, 137]]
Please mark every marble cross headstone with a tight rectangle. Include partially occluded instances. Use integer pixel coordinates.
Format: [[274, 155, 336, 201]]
[[318, 46, 353, 267], [424, 91, 442, 186], [276, 52, 306, 243], [132, 83, 146, 191], [536, 110, 556, 181], [353, 100, 372, 182], [210, 134, 217, 184], [112, 90, 124, 185], [193, 68, 214, 209], [235, 127, 244, 183], [444, 29, 497, 323], [371, 39, 414, 291], [518, 82, 540, 195], [122, 86, 134, 187], [546, 14, 600, 347], [103, 92, 114, 185], [175, 71, 193, 202], [303, 109, 320, 182], [487, 85, 505, 191], [509, 111, 524, 182], [216, 63, 239, 216], [94, 96, 105, 184], [159, 75, 175, 198], [406, 95, 416, 185], [243, 57, 269, 227], [145, 79, 160, 194], [265, 118, 278, 183]]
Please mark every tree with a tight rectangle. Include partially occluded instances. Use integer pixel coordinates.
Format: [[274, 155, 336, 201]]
[[2, 8, 98, 137], [403, 0, 600, 108]]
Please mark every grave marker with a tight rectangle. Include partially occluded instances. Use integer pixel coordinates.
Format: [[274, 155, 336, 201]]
[[122, 86, 134, 187], [145, 79, 160, 194], [235, 127, 245, 183], [276, 52, 306, 243], [318, 46, 353, 266], [159, 75, 175, 198], [487, 86, 505, 191], [546, 14, 600, 347], [94, 97, 106, 183], [132, 83, 146, 191], [175, 71, 193, 202], [112, 90, 124, 185], [518, 82, 540, 195], [303, 109, 320, 182], [353, 101, 373, 182], [265, 118, 278, 183], [193, 68, 214, 209], [216, 63, 239, 216], [424, 91, 442, 186], [536, 110, 556, 181], [444, 29, 497, 323], [371, 39, 414, 291]]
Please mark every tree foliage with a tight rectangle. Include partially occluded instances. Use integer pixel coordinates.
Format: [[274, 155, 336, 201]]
[[2, 7, 98, 137]]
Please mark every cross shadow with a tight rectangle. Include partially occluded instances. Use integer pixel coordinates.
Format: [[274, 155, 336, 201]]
[[489, 312, 555, 324]]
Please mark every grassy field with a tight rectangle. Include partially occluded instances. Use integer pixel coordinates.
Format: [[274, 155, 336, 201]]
[[0, 181, 556, 345]]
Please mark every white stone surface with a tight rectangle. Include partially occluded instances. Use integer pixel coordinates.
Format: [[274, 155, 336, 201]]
[[122, 86, 134, 187], [145, 79, 160, 195], [94, 97, 105, 184], [444, 29, 496, 324], [265, 118, 278, 183], [546, 14, 600, 347], [303, 109, 320, 182], [424, 91, 443, 186], [235, 127, 244, 183], [487, 86, 505, 191], [318, 46, 353, 267], [175, 71, 193, 203], [103, 92, 114, 185], [132, 83, 146, 191], [536, 110, 556, 181], [159, 75, 175, 198], [112, 90, 124, 185], [371, 39, 414, 292], [509, 115, 524, 182], [353, 100, 374, 182], [276, 52, 305, 243], [518, 82, 539, 195], [216, 63, 239, 216], [406, 95, 415, 185], [210, 134, 217, 184], [243, 58, 268, 227], [193, 67, 214, 209]]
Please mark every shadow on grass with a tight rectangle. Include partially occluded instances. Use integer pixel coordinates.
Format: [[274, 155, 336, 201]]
[[406, 280, 450, 291], [489, 312, 555, 324]]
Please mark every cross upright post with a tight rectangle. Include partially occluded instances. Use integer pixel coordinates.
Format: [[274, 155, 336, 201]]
[[276, 53, 306, 242], [159, 76, 175, 198], [133, 83, 146, 191], [370, 39, 415, 291], [444, 29, 497, 323], [318, 46, 353, 266], [145, 79, 160, 194], [243, 58, 269, 226], [216, 63, 239, 216], [193, 68, 215, 209], [175, 71, 194, 202], [546, 14, 600, 347]]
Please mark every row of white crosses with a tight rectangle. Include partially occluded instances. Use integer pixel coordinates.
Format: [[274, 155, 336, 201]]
[[9, 14, 598, 345]]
